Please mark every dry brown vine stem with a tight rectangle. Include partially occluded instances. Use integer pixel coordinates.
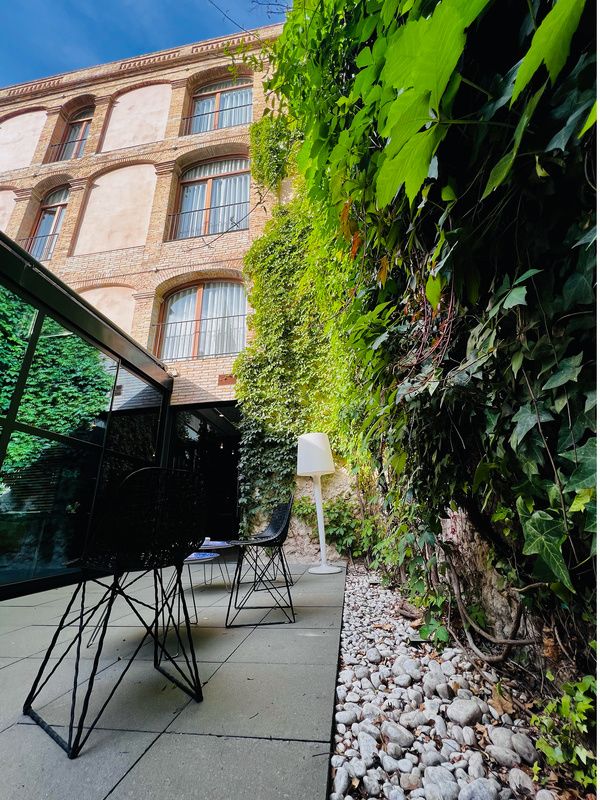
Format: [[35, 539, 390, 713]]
[[446, 559, 536, 647], [447, 624, 529, 714], [512, 582, 549, 593], [445, 559, 536, 665]]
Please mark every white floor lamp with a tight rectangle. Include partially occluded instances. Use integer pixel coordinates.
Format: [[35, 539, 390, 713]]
[[297, 433, 342, 575]]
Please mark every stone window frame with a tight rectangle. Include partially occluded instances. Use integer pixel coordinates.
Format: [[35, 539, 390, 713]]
[[155, 278, 247, 360], [26, 185, 70, 262], [52, 106, 95, 162], [167, 155, 250, 241]]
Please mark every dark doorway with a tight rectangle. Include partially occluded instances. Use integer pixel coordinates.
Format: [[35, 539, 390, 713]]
[[168, 403, 241, 538]]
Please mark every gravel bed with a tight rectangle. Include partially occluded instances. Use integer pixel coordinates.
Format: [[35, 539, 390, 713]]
[[330, 573, 556, 800]]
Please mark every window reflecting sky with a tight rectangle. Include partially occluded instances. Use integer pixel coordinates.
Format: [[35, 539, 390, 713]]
[[0, 0, 286, 87]]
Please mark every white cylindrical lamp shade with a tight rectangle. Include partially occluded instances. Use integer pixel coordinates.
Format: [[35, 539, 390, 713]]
[[297, 433, 335, 476]]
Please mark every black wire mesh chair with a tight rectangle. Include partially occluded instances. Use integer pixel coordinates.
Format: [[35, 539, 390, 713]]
[[23, 467, 207, 759], [225, 495, 295, 627]]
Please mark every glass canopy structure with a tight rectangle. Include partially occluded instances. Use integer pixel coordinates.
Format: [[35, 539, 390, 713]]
[[0, 232, 173, 599]]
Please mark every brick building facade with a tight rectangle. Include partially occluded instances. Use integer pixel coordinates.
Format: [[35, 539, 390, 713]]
[[0, 24, 281, 407]]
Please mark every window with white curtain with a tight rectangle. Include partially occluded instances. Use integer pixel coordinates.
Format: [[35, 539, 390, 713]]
[[159, 282, 247, 360], [185, 79, 252, 135], [54, 107, 94, 161], [25, 186, 69, 261], [171, 158, 250, 240]]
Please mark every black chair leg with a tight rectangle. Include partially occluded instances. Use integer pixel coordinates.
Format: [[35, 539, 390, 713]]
[[225, 544, 295, 627], [23, 568, 202, 758], [153, 566, 203, 702], [23, 575, 123, 758]]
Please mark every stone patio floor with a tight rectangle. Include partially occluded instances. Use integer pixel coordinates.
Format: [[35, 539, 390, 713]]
[[0, 562, 346, 800]]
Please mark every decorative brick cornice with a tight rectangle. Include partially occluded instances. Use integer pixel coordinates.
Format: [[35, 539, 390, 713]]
[[7, 77, 63, 97], [119, 50, 181, 72], [191, 33, 255, 55], [0, 25, 281, 107]]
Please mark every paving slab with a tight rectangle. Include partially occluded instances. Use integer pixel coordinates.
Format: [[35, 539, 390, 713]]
[[0, 623, 72, 658], [1, 656, 117, 733], [228, 625, 340, 665], [136, 623, 253, 663], [262, 604, 343, 629], [0, 724, 156, 800], [109, 733, 329, 800], [170, 660, 336, 741], [29, 660, 219, 733], [0, 563, 345, 800]]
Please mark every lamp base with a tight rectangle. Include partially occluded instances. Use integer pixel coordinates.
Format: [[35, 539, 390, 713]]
[[308, 564, 342, 574]]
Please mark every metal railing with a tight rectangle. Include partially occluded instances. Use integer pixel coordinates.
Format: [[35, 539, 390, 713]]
[[154, 314, 247, 361], [46, 137, 88, 162], [180, 103, 252, 136], [18, 233, 59, 261], [167, 200, 250, 240]]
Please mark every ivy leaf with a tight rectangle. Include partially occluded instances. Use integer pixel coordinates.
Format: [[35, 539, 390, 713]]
[[372, 331, 389, 350], [483, 85, 545, 197], [381, 0, 489, 109], [563, 272, 594, 309], [503, 286, 527, 309], [482, 153, 514, 198], [511, 404, 553, 448], [512, 0, 587, 104], [573, 225, 597, 249], [569, 487, 595, 513], [541, 352, 583, 390], [585, 501, 596, 537], [584, 390, 596, 413], [426, 273, 444, 309], [376, 126, 444, 208], [511, 350, 523, 377], [514, 268, 543, 285], [561, 438, 596, 492], [546, 105, 590, 151], [579, 100, 597, 137], [518, 503, 573, 591]]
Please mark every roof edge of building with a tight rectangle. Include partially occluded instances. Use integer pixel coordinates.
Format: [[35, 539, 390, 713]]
[[0, 22, 283, 104]]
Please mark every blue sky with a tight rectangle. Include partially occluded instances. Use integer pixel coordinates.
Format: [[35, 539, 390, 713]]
[[0, 0, 285, 87]]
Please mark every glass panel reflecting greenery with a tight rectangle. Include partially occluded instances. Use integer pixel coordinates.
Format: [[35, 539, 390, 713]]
[[0, 431, 100, 585], [0, 285, 37, 416], [0, 259, 170, 592], [105, 366, 162, 460], [17, 316, 117, 444]]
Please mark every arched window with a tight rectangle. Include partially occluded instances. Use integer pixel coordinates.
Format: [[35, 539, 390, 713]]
[[25, 186, 69, 261], [183, 79, 252, 135], [51, 107, 94, 162], [170, 157, 250, 240], [158, 281, 247, 360]]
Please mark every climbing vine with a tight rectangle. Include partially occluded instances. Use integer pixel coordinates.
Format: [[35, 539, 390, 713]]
[[263, 0, 596, 657], [236, 0, 596, 787], [234, 190, 349, 528]]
